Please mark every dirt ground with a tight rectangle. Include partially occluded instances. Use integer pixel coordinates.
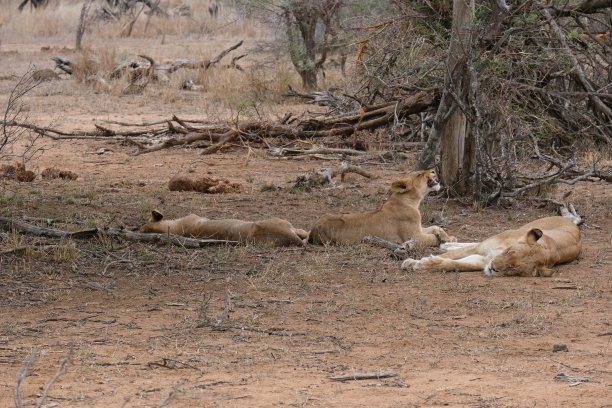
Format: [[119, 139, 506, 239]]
[[1, 5, 611, 408]]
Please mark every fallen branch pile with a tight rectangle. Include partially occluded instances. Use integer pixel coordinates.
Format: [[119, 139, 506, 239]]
[[109, 41, 246, 83], [4, 90, 439, 156], [50, 41, 247, 95]]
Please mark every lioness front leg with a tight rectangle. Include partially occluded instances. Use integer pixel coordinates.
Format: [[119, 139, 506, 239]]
[[422, 226, 456, 243], [402, 254, 488, 272], [411, 232, 443, 248]]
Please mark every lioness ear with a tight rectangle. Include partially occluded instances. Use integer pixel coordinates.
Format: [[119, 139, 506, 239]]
[[536, 265, 555, 277], [390, 180, 408, 193], [526, 228, 543, 244], [151, 210, 164, 221]]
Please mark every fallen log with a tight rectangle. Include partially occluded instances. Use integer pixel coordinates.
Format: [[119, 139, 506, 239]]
[[0, 217, 237, 248]]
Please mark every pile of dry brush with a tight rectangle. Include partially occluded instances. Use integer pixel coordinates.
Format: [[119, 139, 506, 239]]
[[353, 0, 611, 202]]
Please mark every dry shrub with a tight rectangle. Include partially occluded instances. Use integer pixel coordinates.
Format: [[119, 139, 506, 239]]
[[168, 175, 243, 194], [0, 163, 36, 182], [72, 47, 117, 82], [41, 167, 79, 180]]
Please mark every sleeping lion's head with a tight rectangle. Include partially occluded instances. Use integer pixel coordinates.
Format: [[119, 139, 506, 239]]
[[139, 210, 165, 233], [484, 228, 553, 277]]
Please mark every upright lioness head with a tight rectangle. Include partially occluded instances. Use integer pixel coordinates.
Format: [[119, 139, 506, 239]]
[[390, 169, 440, 197], [139, 210, 165, 233], [485, 228, 551, 277]]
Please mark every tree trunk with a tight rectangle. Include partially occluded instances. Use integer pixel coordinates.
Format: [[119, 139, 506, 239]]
[[416, 0, 475, 196], [439, 111, 469, 195], [283, 4, 319, 90], [298, 69, 318, 90], [76, 0, 94, 50]]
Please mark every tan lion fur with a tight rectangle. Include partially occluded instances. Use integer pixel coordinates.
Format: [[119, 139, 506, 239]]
[[308, 169, 455, 246], [41, 167, 79, 180], [0, 163, 36, 182], [139, 210, 308, 247], [401, 216, 581, 277], [168, 175, 243, 194]]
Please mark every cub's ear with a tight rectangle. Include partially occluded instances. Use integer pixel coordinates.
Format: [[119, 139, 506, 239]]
[[526, 228, 543, 244], [390, 179, 409, 193], [151, 210, 164, 221]]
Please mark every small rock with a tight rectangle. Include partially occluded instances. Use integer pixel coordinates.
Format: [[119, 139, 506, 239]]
[[553, 343, 568, 352]]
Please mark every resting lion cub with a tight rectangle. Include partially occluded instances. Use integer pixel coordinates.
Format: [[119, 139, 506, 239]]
[[140, 210, 308, 247], [308, 169, 455, 246], [401, 212, 582, 277]]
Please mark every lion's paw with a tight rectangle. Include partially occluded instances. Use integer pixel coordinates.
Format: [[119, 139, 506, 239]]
[[416, 255, 443, 270], [401, 258, 418, 271]]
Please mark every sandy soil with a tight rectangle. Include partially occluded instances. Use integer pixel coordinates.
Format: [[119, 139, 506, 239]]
[[1, 7, 611, 408]]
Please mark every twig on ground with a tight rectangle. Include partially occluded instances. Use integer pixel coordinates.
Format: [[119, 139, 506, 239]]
[[14, 352, 37, 408], [196, 319, 305, 337], [218, 290, 232, 324], [329, 370, 399, 382], [157, 380, 186, 408], [36, 357, 70, 408], [147, 358, 199, 371]]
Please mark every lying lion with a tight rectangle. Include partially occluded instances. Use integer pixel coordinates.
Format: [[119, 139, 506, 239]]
[[401, 209, 582, 277], [308, 169, 455, 246], [140, 210, 308, 247]]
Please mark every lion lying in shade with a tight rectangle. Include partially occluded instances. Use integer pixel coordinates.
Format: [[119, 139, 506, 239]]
[[139, 210, 308, 247]]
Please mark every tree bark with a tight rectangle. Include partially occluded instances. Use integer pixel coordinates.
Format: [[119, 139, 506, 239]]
[[76, 0, 94, 50], [416, 0, 475, 196]]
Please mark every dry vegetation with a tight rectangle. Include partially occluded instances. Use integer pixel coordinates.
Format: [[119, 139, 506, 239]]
[[0, 1, 611, 407]]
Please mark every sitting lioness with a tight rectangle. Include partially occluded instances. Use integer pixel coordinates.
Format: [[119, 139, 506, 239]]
[[140, 210, 309, 247], [308, 169, 455, 246], [401, 212, 582, 277]]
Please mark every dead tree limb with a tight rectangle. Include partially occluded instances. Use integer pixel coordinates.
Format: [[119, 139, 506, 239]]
[[206, 41, 244, 68], [331, 163, 376, 181], [0, 217, 99, 239], [549, 0, 612, 17], [541, 6, 612, 122], [133, 91, 438, 155], [76, 0, 95, 50], [269, 147, 367, 157], [0, 217, 238, 248], [196, 318, 305, 337], [14, 352, 37, 408], [101, 228, 239, 248], [4, 91, 437, 156], [36, 357, 69, 408]]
